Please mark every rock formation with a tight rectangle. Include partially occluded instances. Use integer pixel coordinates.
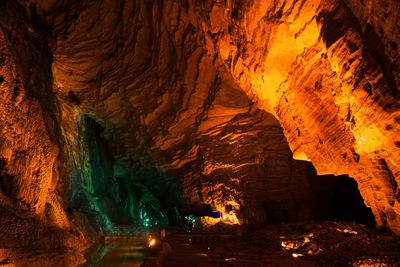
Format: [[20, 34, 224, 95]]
[[0, 0, 399, 259], [197, 0, 400, 233]]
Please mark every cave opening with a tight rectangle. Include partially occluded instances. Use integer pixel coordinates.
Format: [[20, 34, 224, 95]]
[[329, 175, 376, 228], [261, 169, 375, 228]]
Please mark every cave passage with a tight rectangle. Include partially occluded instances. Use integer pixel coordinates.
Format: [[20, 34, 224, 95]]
[[1, 0, 400, 266], [329, 175, 376, 228], [68, 117, 183, 234], [263, 166, 375, 227], [261, 170, 376, 228], [76, 117, 376, 233]]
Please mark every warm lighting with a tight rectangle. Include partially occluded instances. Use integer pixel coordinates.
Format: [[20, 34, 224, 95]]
[[245, 1, 320, 112], [148, 238, 157, 247], [201, 210, 239, 225], [281, 233, 312, 251], [336, 228, 358, 234], [351, 259, 390, 267], [281, 240, 304, 250], [201, 200, 241, 226], [292, 151, 311, 162], [292, 253, 304, 258], [222, 210, 240, 225], [354, 124, 384, 154]]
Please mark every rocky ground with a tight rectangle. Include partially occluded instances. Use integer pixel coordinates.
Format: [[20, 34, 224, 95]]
[[188, 221, 400, 267], [3, 219, 399, 266]]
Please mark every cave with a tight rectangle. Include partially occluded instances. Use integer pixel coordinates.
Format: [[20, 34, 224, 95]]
[[0, 0, 400, 266]]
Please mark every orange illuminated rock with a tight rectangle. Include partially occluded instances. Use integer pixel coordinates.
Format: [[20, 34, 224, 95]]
[[23, 0, 399, 234], [0, 1, 88, 260], [196, 0, 400, 233], [1, 0, 399, 240]]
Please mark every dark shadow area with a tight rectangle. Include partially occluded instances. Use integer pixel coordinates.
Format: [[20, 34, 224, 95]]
[[329, 175, 376, 227], [263, 164, 375, 228]]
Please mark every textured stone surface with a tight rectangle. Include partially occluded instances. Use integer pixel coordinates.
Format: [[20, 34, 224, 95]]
[[10, 0, 396, 233], [194, 0, 400, 233], [0, 0, 88, 260], [0, 0, 399, 246], [40, 0, 399, 231], [0, 3, 57, 218]]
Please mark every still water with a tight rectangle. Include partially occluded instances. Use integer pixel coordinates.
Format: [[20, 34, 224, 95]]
[[83, 239, 146, 267]]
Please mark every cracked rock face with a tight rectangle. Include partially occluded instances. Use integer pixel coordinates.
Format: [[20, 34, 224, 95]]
[[0, 0, 399, 241]]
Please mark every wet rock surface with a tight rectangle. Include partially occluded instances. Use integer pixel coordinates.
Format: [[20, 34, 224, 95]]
[[191, 221, 400, 267]]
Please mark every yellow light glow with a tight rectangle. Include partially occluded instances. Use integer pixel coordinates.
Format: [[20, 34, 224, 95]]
[[246, 1, 320, 112], [281, 234, 312, 251], [202, 210, 240, 226], [281, 240, 302, 250], [148, 238, 156, 247], [354, 125, 384, 154], [222, 210, 239, 225], [201, 200, 241, 226], [292, 253, 304, 258], [292, 151, 311, 162], [336, 228, 358, 234]]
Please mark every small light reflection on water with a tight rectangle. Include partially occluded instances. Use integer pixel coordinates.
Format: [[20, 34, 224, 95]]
[[83, 239, 146, 267]]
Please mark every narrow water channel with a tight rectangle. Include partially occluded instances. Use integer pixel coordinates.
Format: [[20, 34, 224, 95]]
[[83, 239, 146, 267]]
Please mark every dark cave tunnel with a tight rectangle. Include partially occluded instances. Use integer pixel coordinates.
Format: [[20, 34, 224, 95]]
[[260, 169, 376, 228]]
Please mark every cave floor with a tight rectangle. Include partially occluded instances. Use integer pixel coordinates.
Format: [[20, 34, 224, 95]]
[[2, 220, 400, 266], [84, 240, 146, 267], [163, 221, 400, 267]]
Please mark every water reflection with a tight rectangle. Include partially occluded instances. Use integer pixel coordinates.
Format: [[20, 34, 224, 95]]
[[83, 239, 146, 267]]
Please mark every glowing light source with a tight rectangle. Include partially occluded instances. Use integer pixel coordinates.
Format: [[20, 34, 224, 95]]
[[292, 253, 304, 258], [184, 215, 198, 224], [222, 210, 239, 225], [148, 238, 157, 247], [281, 240, 302, 250], [336, 228, 358, 234], [201, 200, 241, 226]]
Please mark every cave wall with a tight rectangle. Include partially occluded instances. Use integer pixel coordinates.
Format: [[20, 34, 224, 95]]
[[195, 0, 400, 233], [0, 1, 88, 262], [170, 103, 374, 228], [68, 116, 182, 233], [0, 0, 59, 219], [19, 0, 399, 234], [0, 0, 398, 238]]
